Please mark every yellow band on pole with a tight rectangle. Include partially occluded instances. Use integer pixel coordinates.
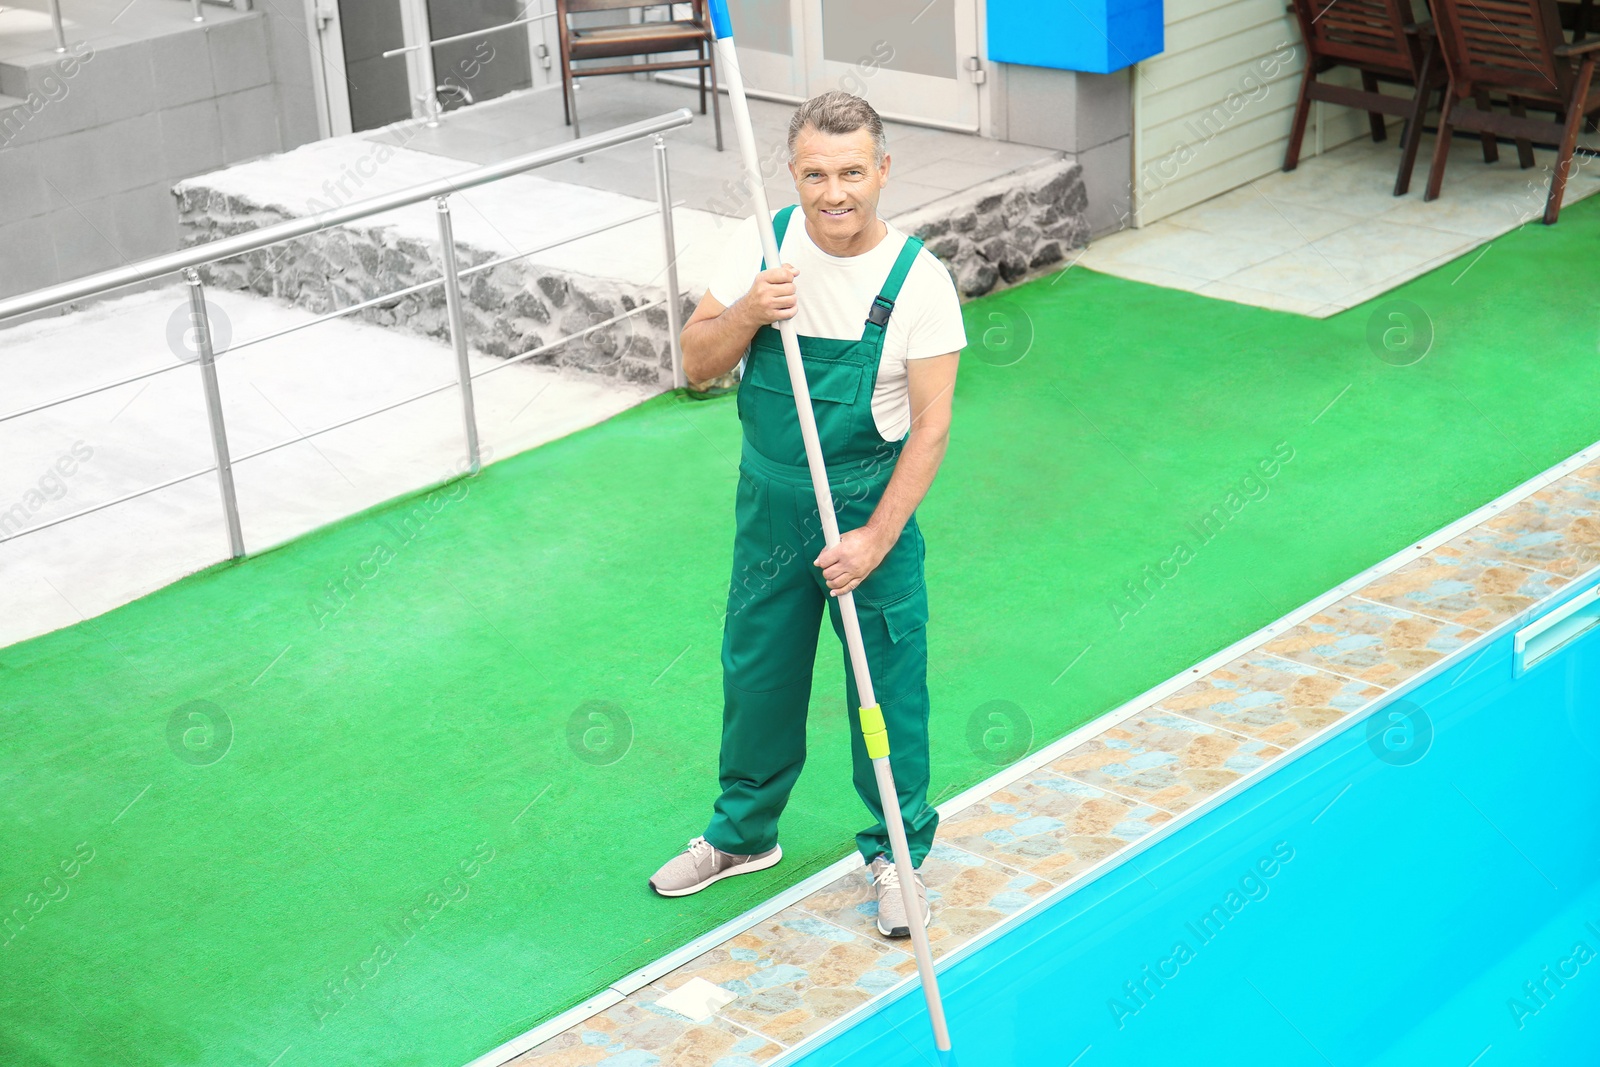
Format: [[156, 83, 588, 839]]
[[859, 703, 890, 759]]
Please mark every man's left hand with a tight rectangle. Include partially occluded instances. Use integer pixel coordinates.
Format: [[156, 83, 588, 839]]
[[814, 526, 894, 597]]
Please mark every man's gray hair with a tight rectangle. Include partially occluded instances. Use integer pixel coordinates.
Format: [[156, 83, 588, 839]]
[[787, 91, 887, 165]]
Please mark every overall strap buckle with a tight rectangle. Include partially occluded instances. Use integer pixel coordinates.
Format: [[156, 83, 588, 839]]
[[861, 235, 922, 336], [866, 295, 895, 329]]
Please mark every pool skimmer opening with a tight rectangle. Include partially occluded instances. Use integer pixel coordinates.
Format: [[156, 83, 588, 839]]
[[1513, 583, 1600, 676]]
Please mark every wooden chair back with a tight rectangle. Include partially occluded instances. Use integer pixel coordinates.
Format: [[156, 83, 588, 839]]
[[551, 0, 723, 150], [559, 0, 705, 24], [1428, 0, 1574, 101], [1290, 0, 1421, 74]]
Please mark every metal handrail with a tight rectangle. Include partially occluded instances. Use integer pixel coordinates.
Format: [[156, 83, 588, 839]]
[[0, 109, 695, 557], [0, 109, 693, 322], [1, 464, 219, 543], [0, 202, 665, 416], [476, 299, 659, 380], [224, 300, 660, 468], [0, 361, 189, 425]]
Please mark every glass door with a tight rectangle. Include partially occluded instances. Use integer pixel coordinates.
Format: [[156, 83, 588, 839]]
[[718, 0, 980, 131], [723, 0, 807, 97], [425, 0, 536, 111], [311, 0, 550, 136], [312, 0, 412, 135], [809, 0, 980, 131]]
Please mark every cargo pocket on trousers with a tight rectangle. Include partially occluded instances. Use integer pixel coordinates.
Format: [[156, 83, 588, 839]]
[[869, 580, 928, 645]]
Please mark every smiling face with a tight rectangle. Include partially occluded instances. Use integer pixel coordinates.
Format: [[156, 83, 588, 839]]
[[788, 123, 890, 257]]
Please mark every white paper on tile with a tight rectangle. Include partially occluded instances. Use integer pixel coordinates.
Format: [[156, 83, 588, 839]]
[[655, 977, 738, 1022]]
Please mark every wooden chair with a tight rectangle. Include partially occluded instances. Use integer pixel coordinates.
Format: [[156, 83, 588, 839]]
[[1285, 0, 1462, 195], [555, 0, 723, 151], [1425, 0, 1600, 223]]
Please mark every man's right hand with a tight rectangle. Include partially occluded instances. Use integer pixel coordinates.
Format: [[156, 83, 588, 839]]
[[734, 264, 800, 327], [679, 264, 800, 384]]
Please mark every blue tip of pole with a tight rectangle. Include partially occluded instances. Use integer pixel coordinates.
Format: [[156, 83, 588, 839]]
[[707, 0, 733, 38], [936, 1048, 959, 1067]]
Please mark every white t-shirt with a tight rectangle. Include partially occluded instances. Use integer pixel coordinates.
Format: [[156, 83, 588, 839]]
[[707, 209, 967, 442]]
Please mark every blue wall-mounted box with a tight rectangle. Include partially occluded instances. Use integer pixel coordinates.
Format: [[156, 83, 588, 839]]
[[986, 0, 1164, 75]]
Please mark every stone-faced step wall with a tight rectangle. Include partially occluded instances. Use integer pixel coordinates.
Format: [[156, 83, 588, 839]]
[[174, 156, 1090, 391], [174, 184, 690, 387], [898, 158, 1091, 299]]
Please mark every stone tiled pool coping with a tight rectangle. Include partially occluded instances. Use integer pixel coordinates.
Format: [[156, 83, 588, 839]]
[[476, 439, 1600, 1067]]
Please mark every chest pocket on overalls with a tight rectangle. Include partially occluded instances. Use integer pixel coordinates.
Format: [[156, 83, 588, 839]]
[[738, 334, 864, 465]]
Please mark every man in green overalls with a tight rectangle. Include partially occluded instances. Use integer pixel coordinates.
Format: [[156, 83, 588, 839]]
[[649, 92, 965, 938]]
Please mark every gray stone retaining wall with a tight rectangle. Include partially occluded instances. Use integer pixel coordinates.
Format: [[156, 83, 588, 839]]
[[174, 185, 687, 387], [898, 157, 1091, 298], [174, 155, 1090, 391]]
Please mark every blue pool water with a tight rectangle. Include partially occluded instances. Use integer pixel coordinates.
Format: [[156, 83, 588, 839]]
[[790, 570, 1600, 1067]]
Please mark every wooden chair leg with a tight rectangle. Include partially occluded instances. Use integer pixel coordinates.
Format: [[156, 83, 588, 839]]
[[1285, 72, 1315, 171], [561, 63, 572, 126], [1545, 58, 1597, 224], [1395, 43, 1437, 195], [1507, 96, 1536, 168], [1425, 89, 1458, 201], [698, 52, 707, 114], [1363, 71, 1389, 141], [1472, 87, 1500, 163]]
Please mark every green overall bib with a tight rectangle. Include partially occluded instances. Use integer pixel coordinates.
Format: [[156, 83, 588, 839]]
[[702, 205, 939, 868]]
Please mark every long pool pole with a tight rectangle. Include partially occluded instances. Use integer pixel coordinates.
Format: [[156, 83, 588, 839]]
[[705, 1, 953, 1055]]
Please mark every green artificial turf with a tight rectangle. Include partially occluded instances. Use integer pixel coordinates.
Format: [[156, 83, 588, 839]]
[[3, 196, 1598, 1067]]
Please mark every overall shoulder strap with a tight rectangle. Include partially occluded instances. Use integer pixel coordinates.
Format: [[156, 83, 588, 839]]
[[757, 205, 798, 272], [863, 234, 924, 336]]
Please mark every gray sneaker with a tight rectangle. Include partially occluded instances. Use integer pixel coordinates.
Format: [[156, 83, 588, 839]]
[[649, 835, 782, 897], [869, 854, 930, 938]]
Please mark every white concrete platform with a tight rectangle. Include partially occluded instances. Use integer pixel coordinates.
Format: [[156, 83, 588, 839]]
[[0, 283, 654, 649], [374, 77, 1062, 223], [1074, 130, 1600, 317]]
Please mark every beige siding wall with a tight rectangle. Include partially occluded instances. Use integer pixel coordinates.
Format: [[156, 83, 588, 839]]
[[1132, 0, 1379, 224]]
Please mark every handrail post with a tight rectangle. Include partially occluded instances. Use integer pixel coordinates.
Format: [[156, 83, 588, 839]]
[[48, 0, 67, 51], [184, 269, 245, 559], [651, 135, 686, 390], [434, 196, 482, 474]]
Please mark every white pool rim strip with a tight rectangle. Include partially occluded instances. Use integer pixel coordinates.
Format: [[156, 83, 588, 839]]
[[467, 435, 1600, 1067]]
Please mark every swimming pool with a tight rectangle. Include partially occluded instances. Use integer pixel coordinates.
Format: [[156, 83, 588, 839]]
[[780, 567, 1600, 1066]]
